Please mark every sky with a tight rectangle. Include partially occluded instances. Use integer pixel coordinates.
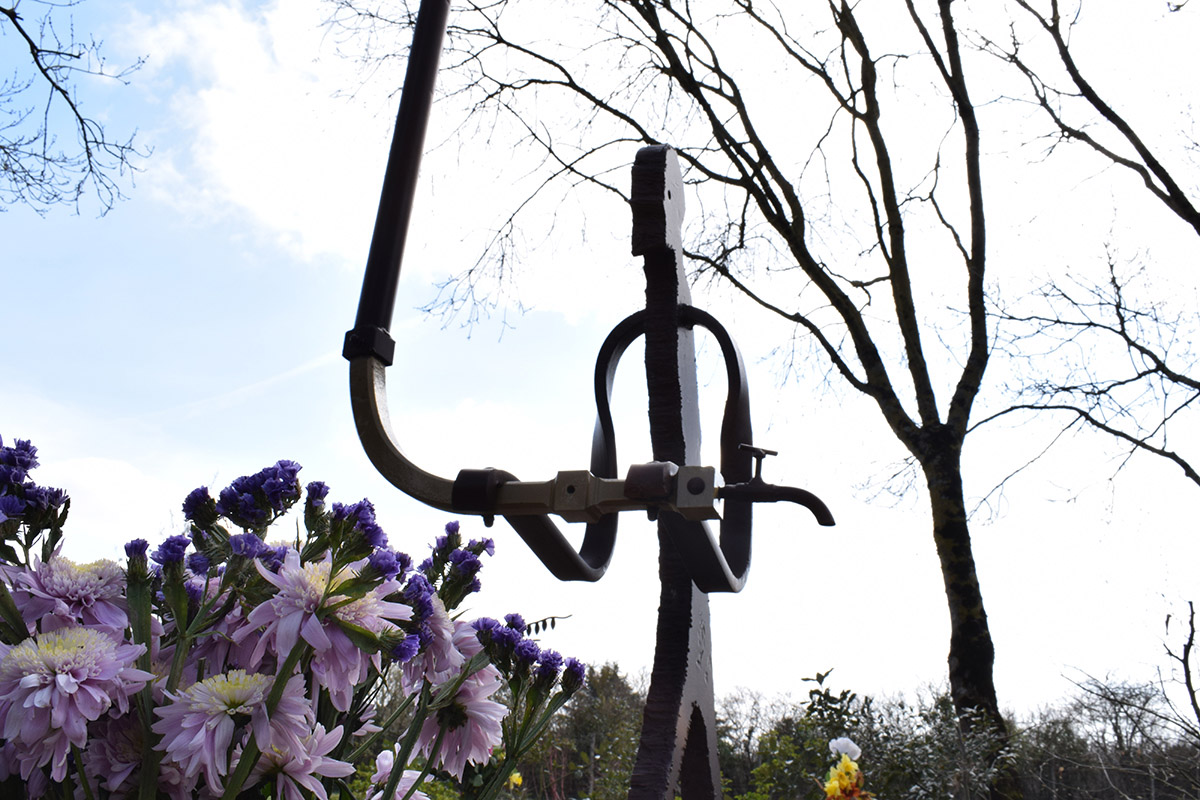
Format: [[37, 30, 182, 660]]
[[2, 0, 1199, 720]]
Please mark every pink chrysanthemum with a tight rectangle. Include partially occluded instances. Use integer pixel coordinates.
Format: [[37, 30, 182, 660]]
[[153, 670, 312, 795], [247, 723, 355, 800], [81, 713, 142, 797], [367, 747, 432, 800], [0, 626, 151, 782], [235, 550, 411, 710], [12, 553, 128, 635], [417, 665, 506, 780]]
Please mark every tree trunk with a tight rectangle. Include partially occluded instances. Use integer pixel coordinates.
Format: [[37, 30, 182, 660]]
[[919, 430, 1020, 800]]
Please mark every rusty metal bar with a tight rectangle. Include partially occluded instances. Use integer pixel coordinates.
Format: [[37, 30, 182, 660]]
[[629, 144, 722, 800]]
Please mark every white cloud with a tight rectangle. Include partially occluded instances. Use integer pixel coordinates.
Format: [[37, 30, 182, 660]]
[[122, 1, 396, 265]]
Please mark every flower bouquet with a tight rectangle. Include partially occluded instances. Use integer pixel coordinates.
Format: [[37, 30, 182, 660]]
[[0, 435, 584, 800], [822, 738, 873, 800]]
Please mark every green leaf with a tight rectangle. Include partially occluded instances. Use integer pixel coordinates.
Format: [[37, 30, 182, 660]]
[[332, 618, 382, 653]]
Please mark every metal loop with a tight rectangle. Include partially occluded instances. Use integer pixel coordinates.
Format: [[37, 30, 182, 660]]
[[593, 305, 754, 593]]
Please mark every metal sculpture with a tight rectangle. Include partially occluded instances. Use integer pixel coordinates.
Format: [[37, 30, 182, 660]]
[[342, 1, 835, 796]]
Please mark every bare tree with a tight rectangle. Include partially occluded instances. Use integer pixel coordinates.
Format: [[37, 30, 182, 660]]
[[992, 0, 1200, 237], [1, 0, 145, 213], [986, 259, 1200, 489], [325, 2, 1195, 796], [977, 1, 1200, 487], [1162, 602, 1200, 746]]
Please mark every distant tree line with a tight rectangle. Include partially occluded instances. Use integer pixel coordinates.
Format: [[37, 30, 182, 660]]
[[360, 604, 1198, 799], [401, 633, 1199, 800], [715, 671, 1200, 800]]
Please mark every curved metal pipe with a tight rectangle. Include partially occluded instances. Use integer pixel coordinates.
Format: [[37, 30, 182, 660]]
[[344, 0, 451, 365], [349, 356, 456, 510], [350, 350, 615, 582]]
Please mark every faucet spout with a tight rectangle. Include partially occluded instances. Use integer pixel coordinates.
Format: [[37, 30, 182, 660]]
[[719, 479, 836, 527]]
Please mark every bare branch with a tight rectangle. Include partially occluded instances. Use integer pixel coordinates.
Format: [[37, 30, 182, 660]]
[[1, 1, 146, 213], [1000, 0, 1200, 237]]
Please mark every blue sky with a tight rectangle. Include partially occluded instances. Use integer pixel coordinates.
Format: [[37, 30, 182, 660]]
[[3, 0, 1199, 715]]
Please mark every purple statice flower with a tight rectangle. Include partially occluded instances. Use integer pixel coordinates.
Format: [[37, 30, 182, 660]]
[[181, 486, 219, 527], [367, 548, 401, 580], [449, 549, 481, 579], [11, 553, 128, 634], [472, 617, 500, 637], [488, 625, 522, 660], [305, 481, 330, 510], [433, 547, 484, 607], [471, 616, 519, 664], [0, 441, 36, 472], [367, 748, 432, 800], [416, 665, 506, 781], [0, 466, 23, 488], [217, 486, 267, 529], [0, 627, 152, 782], [184, 579, 206, 612], [514, 638, 541, 668], [0, 495, 24, 524], [20, 483, 66, 514], [187, 552, 211, 576], [390, 633, 421, 663], [246, 723, 354, 800], [151, 534, 191, 566], [402, 574, 436, 627], [214, 460, 302, 530], [234, 551, 411, 711], [359, 520, 388, 550], [125, 538, 149, 559], [444, 520, 460, 536], [259, 543, 288, 572], [0, 439, 38, 489], [261, 460, 302, 509], [331, 498, 374, 526], [562, 657, 587, 694], [401, 594, 462, 693], [504, 613, 526, 631], [153, 670, 312, 796], [468, 537, 495, 556], [0, 439, 38, 471], [333, 499, 388, 550], [229, 532, 267, 559], [534, 649, 564, 688]]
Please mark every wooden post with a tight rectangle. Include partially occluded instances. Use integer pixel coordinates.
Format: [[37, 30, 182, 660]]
[[628, 145, 722, 800]]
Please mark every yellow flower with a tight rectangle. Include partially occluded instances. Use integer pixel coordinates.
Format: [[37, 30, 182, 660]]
[[823, 754, 861, 799], [505, 771, 523, 789]]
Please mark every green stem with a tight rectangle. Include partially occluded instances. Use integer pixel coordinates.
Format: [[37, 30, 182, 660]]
[[385, 723, 445, 800], [391, 685, 432, 778], [71, 745, 96, 800], [345, 691, 417, 762]]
